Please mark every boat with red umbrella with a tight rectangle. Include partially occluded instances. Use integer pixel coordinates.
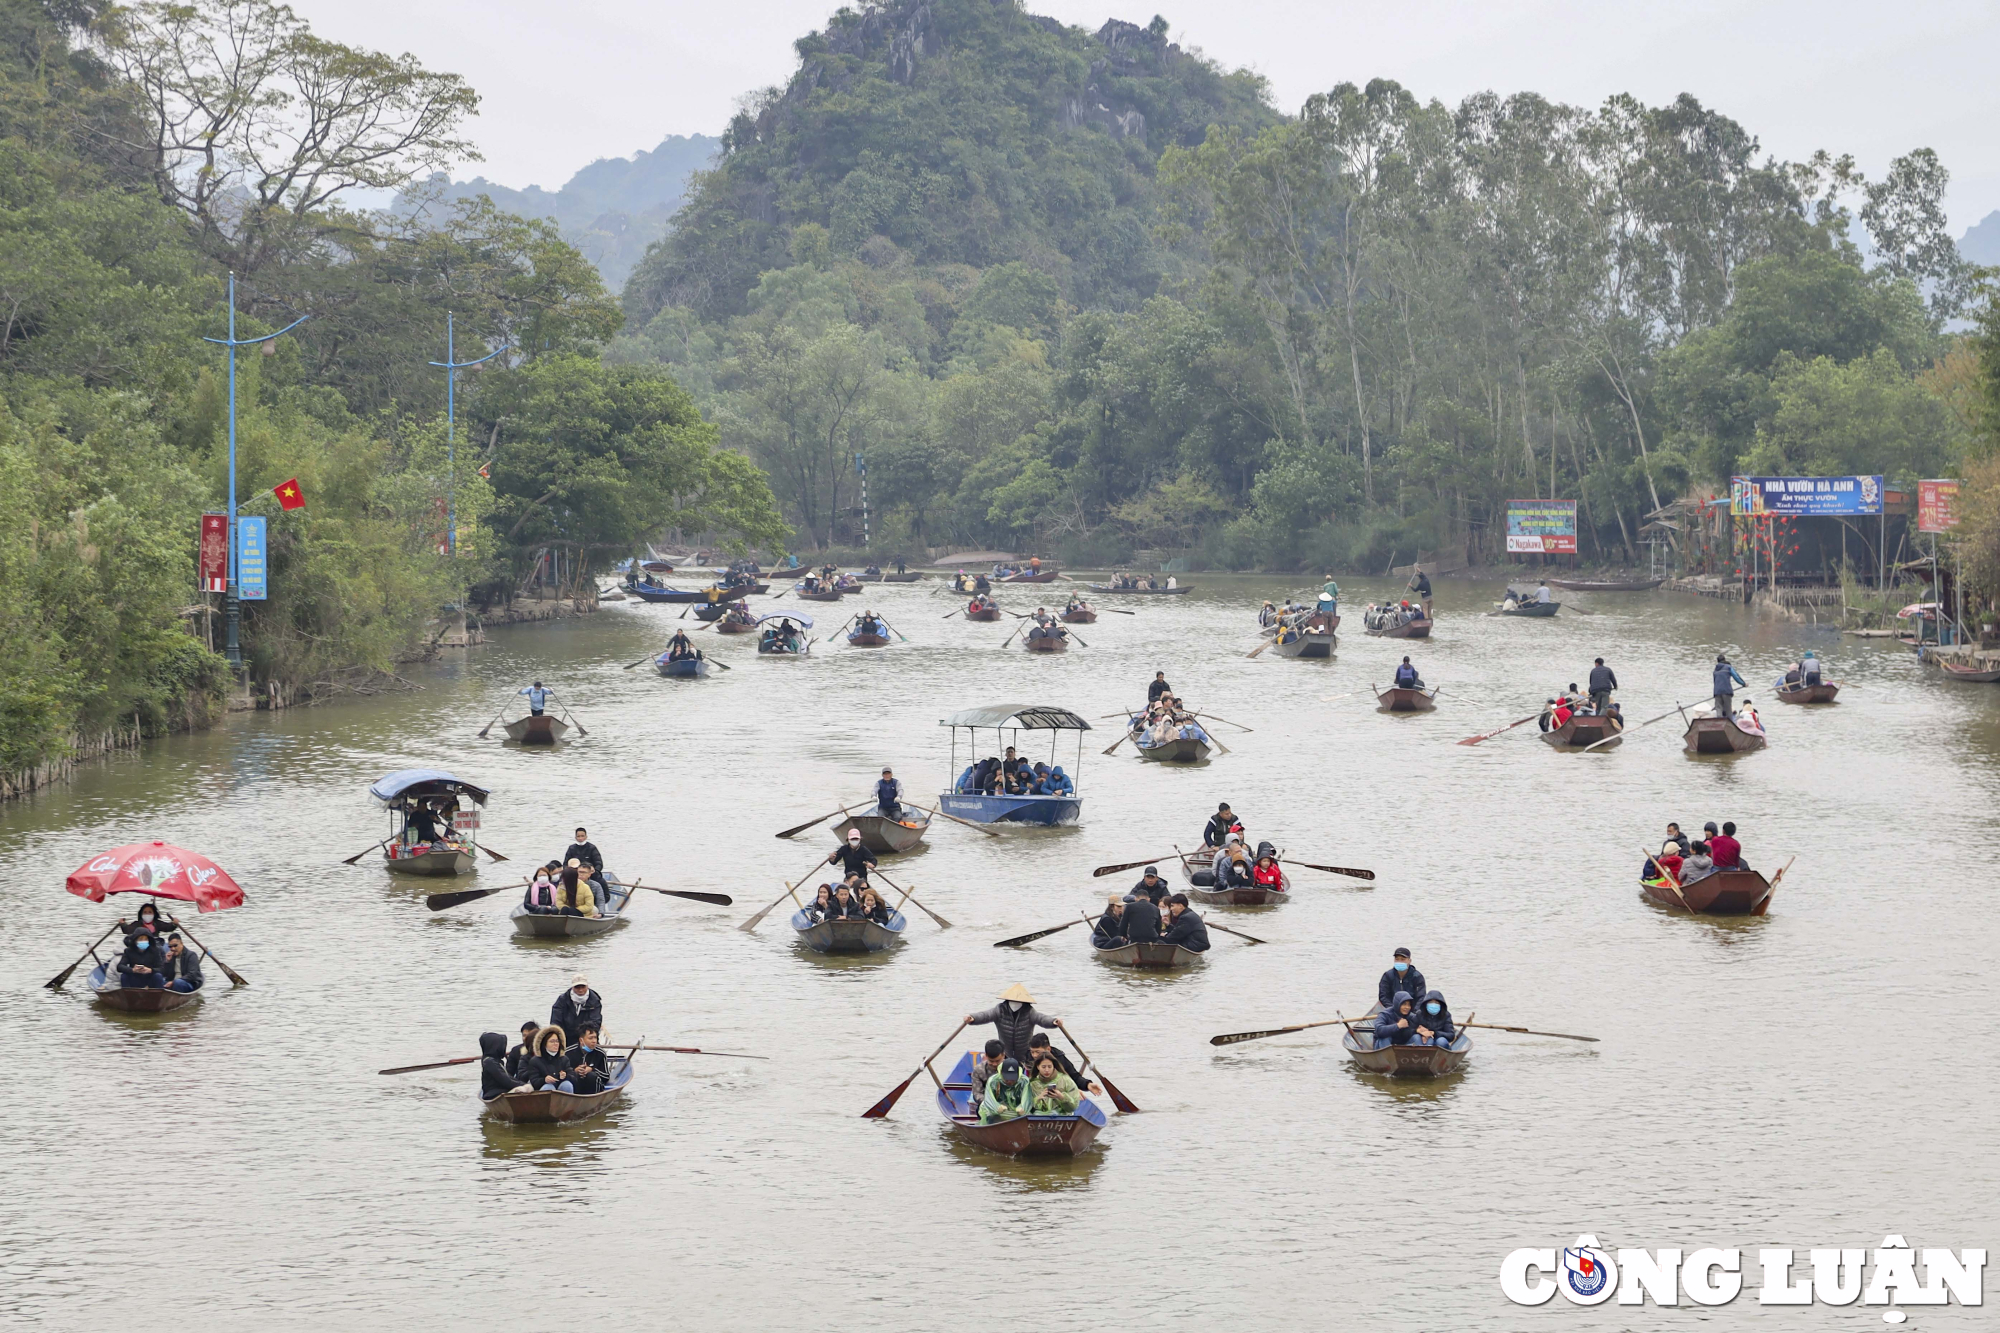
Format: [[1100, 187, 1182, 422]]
[[56, 841, 246, 1013]]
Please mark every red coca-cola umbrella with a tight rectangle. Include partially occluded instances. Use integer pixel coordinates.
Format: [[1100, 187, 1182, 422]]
[[65, 841, 245, 913]]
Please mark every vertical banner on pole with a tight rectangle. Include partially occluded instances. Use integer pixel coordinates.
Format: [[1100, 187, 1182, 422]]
[[237, 516, 268, 600], [199, 514, 228, 591], [855, 450, 869, 550]]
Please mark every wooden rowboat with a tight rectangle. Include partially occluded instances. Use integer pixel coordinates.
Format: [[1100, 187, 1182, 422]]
[[1939, 661, 2000, 683], [1549, 577, 1663, 592], [1541, 713, 1621, 749], [790, 908, 907, 952], [934, 1050, 1106, 1157], [1775, 681, 1840, 702], [881, 572, 923, 582], [712, 617, 758, 635], [792, 585, 844, 602], [1497, 600, 1559, 617], [1684, 714, 1766, 754], [87, 963, 201, 1013], [484, 1051, 635, 1124], [655, 654, 710, 678], [1274, 625, 1337, 657], [846, 629, 891, 647], [1129, 717, 1211, 763], [503, 714, 570, 744], [1642, 866, 1775, 915], [1364, 613, 1432, 639], [1001, 569, 1061, 583], [1022, 632, 1069, 653], [1059, 607, 1097, 623], [1376, 686, 1437, 712], [1178, 849, 1289, 905], [510, 876, 633, 939], [1086, 582, 1191, 595], [964, 604, 1003, 622], [1093, 940, 1205, 968], [833, 808, 931, 853], [690, 602, 732, 621], [1342, 1004, 1470, 1077]]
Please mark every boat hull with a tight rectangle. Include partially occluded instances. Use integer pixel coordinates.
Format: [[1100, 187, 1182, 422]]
[[1275, 633, 1336, 658], [1644, 867, 1774, 915], [691, 603, 731, 621], [1085, 583, 1190, 595], [655, 656, 710, 678], [484, 1059, 634, 1124], [881, 572, 923, 582], [846, 631, 891, 647], [1376, 687, 1436, 712], [1343, 1005, 1470, 1076], [964, 607, 1002, 622], [1940, 664, 2000, 682], [1021, 635, 1068, 652], [794, 589, 843, 602], [1093, 941, 1205, 968], [1059, 610, 1097, 623], [1178, 853, 1289, 904], [1365, 617, 1432, 639], [790, 910, 907, 952], [1498, 601, 1560, 617], [1684, 716, 1766, 754], [384, 844, 474, 877], [88, 964, 201, 1013], [1135, 736, 1210, 763], [834, 810, 931, 853], [713, 619, 757, 634], [1001, 571, 1060, 583], [1775, 682, 1839, 702], [935, 1052, 1105, 1157], [1541, 714, 1621, 748], [502, 714, 569, 744], [938, 793, 1080, 826], [509, 878, 632, 938]]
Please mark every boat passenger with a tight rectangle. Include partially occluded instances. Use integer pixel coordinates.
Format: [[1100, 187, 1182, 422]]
[[1122, 893, 1162, 943], [971, 1039, 1006, 1102], [1604, 702, 1624, 731], [1028, 1054, 1082, 1115], [1644, 843, 1684, 885], [1252, 851, 1283, 888], [1373, 992, 1419, 1046], [1680, 842, 1716, 883], [120, 902, 176, 942], [551, 975, 603, 1045], [161, 935, 202, 992], [1044, 765, 1073, 796], [1379, 949, 1427, 1010], [523, 1026, 575, 1093], [506, 1020, 540, 1079], [557, 864, 599, 917], [666, 630, 696, 661], [1550, 696, 1574, 730], [1736, 701, 1765, 736], [859, 887, 893, 925], [1001, 746, 1031, 794], [406, 800, 445, 846], [830, 828, 877, 883], [978, 1058, 1033, 1124], [963, 984, 1061, 1063], [1664, 823, 1691, 855], [481, 1033, 531, 1099], [1708, 822, 1744, 871], [969, 756, 1002, 795], [1502, 594, 1520, 612], [1412, 991, 1456, 1047], [115, 930, 166, 989], [519, 680, 553, 715], [1394, 656, 1423, 689], [1092, 895, 1128, 949], [568, 1026, 610, 1095], [524, 868, 559, 914], [1212, 836, 1252, 888], [805, 884, 834, 922], [1160, 894, 1210, 952], [1535, 581, 1552, 605], [1131, 866, 1169, 903], [1023, 1034, 1100, 1095]]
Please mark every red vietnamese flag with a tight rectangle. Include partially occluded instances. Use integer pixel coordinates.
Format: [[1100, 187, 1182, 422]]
[[273, 478, 306, 510]]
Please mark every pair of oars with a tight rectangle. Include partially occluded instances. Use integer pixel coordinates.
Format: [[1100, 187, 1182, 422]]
[[994, 909, 1267, 948], [839, 612, 907, 643], [341, 835, 510, 866], [860, 1018, 1139, 1118], [622, 645, 732, 671], [379, 1043, 768, 1075], [774, 800, 998, 842], [425, 876, 733, 912], [737, 859, 952, 932], [43, 916, 249, 989], [1089, 853, 1374, 884], [477, 699, 591, 736], [1207, 1016, 1598, 1045]]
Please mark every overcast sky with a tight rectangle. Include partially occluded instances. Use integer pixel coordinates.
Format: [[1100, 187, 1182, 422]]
[[290, 0, 2000, 230]]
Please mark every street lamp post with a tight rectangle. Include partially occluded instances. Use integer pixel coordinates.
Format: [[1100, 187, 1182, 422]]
[[428, 313, 503, 555], [202, 273, 307, 669]]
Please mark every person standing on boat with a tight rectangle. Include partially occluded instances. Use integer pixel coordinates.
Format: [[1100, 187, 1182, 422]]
[[1378, 949, 1426, 1010], [874, 767, 904, 818], [1535, 581, 1552, 605], [894, 557, 907, 574], [1406, 566, 1432, 619], [829, 828, 877, 884], [551, 975, 603, 1045], [1147, 671, 1173, 704], [519, 680, 554, 715], [1201, 803, 1240, 850], [1318, 575, 1340, 616], [1801, 649, 1823, 685], [562, 828, 605, 891], [1712, 654, 1746, 716], [964, 984, 1062, 1064], [666, 630, 696, 661], [1161, 894, 1211, 952], [1394, 657, 1423, 689]]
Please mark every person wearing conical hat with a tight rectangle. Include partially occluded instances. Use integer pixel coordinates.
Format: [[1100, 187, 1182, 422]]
[[964, 984, 1061, 1063]]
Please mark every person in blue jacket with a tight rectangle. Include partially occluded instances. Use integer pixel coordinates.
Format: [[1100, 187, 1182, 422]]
[[1374, 992, 1418, 1046], [1043, 766, 1074, 796], [1712, 654, 1746, 716]]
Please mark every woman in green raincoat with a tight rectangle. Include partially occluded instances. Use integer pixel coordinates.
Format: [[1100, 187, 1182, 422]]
[[978, 1057, 1033, 1123], [1028, 1054, 1081, 1114]]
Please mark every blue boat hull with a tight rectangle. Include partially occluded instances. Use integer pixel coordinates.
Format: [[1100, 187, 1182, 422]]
[[937, 793, 1081, 826], [655, 656, 710, 678]]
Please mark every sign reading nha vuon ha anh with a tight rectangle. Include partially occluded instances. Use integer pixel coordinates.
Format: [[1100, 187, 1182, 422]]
[[1730, 475, 1883, 517]]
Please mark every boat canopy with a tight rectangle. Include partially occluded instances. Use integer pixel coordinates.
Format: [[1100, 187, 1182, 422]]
[[756, 613, 813, 628], [369, 769, 490, 805], [941, 704, 1092, 731]]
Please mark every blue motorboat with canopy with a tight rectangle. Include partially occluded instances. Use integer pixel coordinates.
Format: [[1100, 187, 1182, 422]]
[[756, 613, 814, 656], [369, 769, 489, 877], [938, 703, 1088, 826]]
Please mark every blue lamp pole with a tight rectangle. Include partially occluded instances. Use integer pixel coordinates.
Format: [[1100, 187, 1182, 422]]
[[202, 272, 307, 669], [428, 313, 503, 555]]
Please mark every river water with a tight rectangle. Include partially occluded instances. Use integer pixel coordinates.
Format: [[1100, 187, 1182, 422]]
[[2, 575, 1993, 1329]]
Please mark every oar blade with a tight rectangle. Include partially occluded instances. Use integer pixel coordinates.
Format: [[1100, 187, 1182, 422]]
[[1096, 1074, 1140, 1114], [993, 920, 1080, 948], [425, 887, 501, 911], [650, 888, 734, 906], [860, 1069, 920, 1119]]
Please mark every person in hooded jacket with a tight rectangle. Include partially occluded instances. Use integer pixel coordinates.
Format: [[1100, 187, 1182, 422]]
[[1411, 991, 1457, 1046], [1373, 992, 1419, 1046], [1378, 949, 1426, 1009], [978, 1058, 1034, 1124], [120, 902, 179, 942], [964, 985, 1061, 1062], [522, 1026, 575, 1092], [1043, 765, 1074, 796], [480, 1033, 531, 1100], [1212, 836, 1253, 887], [1092, 895, 1128, 949], [116, 930, 167, 988], [505, 1020, 540, 1080], [1160, 894, 1211, 951], [1122, 893, 1163, 943], [551, 976, 603, 1044]]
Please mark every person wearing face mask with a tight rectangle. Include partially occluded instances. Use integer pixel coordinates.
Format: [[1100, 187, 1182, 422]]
[[1378, 948, 1427, 1010], [1411, 991, 1456, 1047], [523, 867, 559, 914], [568, 1025, 610, 1095], [829, 828, 877, 884], [523, 1026, 575, 1093], [964, 984, 1061, 1063], [550, 975, 603, 1045], [120, 902, 178, 942], [116, 928, 166, 988]]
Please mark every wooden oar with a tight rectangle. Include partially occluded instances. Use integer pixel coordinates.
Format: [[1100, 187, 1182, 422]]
[[1091, 856, 1172, 878], [994, 918, 1088, 948], [706, 654, 732, 671], [44, 921, 123, 990], [870, 869, 950, 929], [1096, 708, 1142, 719], [478, 844, 510, 863], [624, 883, 734, 907], [1056, 1021, 1138, 1113], [599, 1044, 770, 1060], [776, 801, 863, 840], [475, 707, 509, 738], [1584, 696, 1715, 753], [861, 1021, 967, 1118], [923, 803, 1000, 839], [1067, 629, 1089, 647], [739, 859, 830, 931], [621, 653, 656, 669], [1208, 1017, 1356, 1046], [940, 607, 961, 619], [1319, 690, 1369, 703], [1463, 1022, 1598, 1043], [1757, 855, 1795, 915], [1456, 712, 1540, 746], [1204, 919, 1266, 946], [1000, 620, 1026, 649], [340, 837, 391, 865], [1191, 710, 1253, 732], [1245, 637, 1275, 659], [1642, 849, 1696, 913], [558, 703, 590, 737], [427, 877, 528, 911], [380, 1055, 478, 1075], [1280, 858, 1375, 882], [1101, 729, 1133, 756], [170, 920, 247, 986]]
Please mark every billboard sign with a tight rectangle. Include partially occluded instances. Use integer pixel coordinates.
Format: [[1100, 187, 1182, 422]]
[[1506, 500, 1578, 554], [1917, 480, 1960, 534], [1730, 475, 1882, 516]]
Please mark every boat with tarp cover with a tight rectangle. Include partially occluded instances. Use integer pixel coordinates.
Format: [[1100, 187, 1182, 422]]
[[938, 703, 1089, 826], [370, 770, 489, 876], [755, 614, 814, 656], [933, 1049, 1106, 1156]]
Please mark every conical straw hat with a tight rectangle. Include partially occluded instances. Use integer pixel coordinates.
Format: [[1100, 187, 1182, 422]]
[[997, 983, 1035, 1003]]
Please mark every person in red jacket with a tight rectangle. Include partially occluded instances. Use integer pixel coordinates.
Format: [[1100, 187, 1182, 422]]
[[1251, 849, 1283, 888], [1707, 821, 1743, 870]]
